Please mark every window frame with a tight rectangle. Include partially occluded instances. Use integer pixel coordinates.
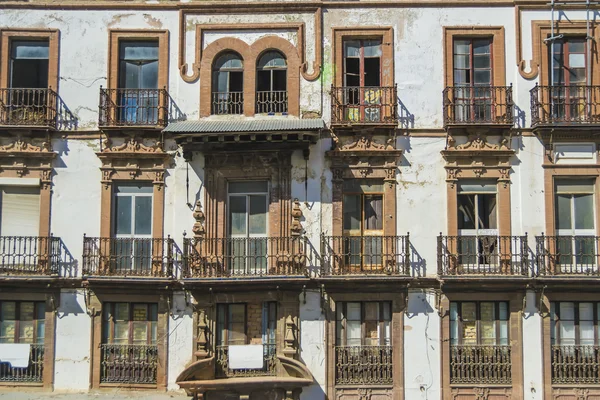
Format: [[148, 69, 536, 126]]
[[551, 301, 600, 346], [342, 38, 383, 88], [550, 37, 588, 87], [9, 39, 50, 89], [256, 51, 287, 93], [450, 301, 509, 346], [342, 180, 385, 237], [112, 182, 154, 240], [0, 300, 46, 344], [216, 303, 248, 346], [117, 39, 160, 90], [102, 302, 158, 346], [336, 301, 392, 347], [452, 37, 493, 87]]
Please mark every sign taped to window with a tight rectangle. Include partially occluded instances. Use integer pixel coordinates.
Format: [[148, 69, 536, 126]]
[[228, 344, 264, 369]]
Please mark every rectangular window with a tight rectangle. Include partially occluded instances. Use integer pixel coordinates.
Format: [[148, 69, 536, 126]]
[[102, 302, 158, 345], [0, 301, 45, 344], [555, 179, 596, 269], [217, 302, 277, 346], [0, 186, 40, 237], [549, 38, 587, 121], [450, 301, 509, 346], [550, 302, 600, 346], [336, 301, 391, 346], [10, 40, 49, 89], [342, 180, 384, 269], [457, 181, 498, 268], [228, 182, 268, 274], [452, 38, 493, 122]]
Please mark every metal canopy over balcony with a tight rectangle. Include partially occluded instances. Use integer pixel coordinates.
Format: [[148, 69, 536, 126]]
[[531, 85, 600, 128], [331, 85, 398, 126], [183, 236, 308, 279], [443, 85, 514, 129], [167, 118, 323, 151], [0, 88, 58, 129], [99, 88, 169, 129], [437, 235, 529, 277], [321, 235, 410, 277]]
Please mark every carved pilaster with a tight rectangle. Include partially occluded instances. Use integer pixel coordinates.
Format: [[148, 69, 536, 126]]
[[291, 199, 303, 236], [192, 200, 205, 240], [195, 304, 210, 360]]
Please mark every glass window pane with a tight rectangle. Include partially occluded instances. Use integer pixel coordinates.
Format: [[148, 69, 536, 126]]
[[499, 302, 508, 320], [498, 321, 508, 345], [115, 303, 129, 321], [258, 51, 286, 69], [560, 321, 575, 345], [120, 41, 159, 61], [473, 40, 491, 54], [229, 196, 247, 236], [229, 181, 268, 193], [134, 196, 152, 235], [364, 302, 378, 320], [124, 61, 140, 89], [344, 41, 360, 57], [19, 321, 34, 343], [458, 194, 476, 230], [132, 322, 148, 344], [343, 195, 361, 231], [556, 194, 572, 230], [474, 70, 491, 84], [115, 184, 153, 194], [569, 40, 585, 54], [346, 302, 361, 321], [480, 303, 496, 345], [574, 194, 594, 230], [580, 303, 594, 320], [347, 320, 361, 345], [569, 53, 586, 69], [461, 303, 477, 344], [364, 195, 383, 230], [36, 321, 45, 344], [133, 304, 148, 321], [454, 54, 470, 69], [480, 194, 497, 230], [474, 55, 490, 69], [140, 61, 158, 89], [560, 302, 575, 320], [581, 320, 595, 345], [1, 302, 16, 320], [454, 40, 470, 54], [114, 322, 129, 344], [382, 302, 391, 321], [249, 195, 267, 235], [214, 53, 243, 70], [363, 40, 382, 57], [114, 195, 132, 235], [217, 304, 226, 345], [11, 41, 49, 59]]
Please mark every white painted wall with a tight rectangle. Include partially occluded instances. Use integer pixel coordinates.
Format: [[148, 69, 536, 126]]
[[299, 290, 327, 400]]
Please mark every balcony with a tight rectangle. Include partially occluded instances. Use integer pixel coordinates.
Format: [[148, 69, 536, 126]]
[[215, 344, 277, 378], [437, 235, 529, 277], [552, 345, 600, 384], [0, 88, 58, 129], [450, 345, 511, 385], [531, 85, 600, 127], [98, 88, 168, 128], [183, 236, 307, 278], [0, 344, 44, 383], [331, 86, 398, 125], [321, 235, 410, 276], [0, 236, 62, 277], [255, 91, 287, 114], [536, 235, 600, 277], [212, 92, 243, 115], [442, 85, 513, 128], [335, 345, 393, 385], [100, 344, 158, 384], [82, 236, 174, 279]]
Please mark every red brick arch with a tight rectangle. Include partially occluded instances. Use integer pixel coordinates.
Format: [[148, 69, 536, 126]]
[[199, 35, 300, 117]]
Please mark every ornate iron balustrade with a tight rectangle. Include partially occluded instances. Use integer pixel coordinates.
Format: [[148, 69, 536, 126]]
[[82, 236, 174, 278], [442, 85, 513, 127], [552, 345, 600, 384], [331, 86, 398, 125], [321, 235, 410, 276], [0, 88, 58, 128], [183, 236, 307, 278], [335, 345, 393, 385], [536, 235, 600, 276], [100, 344, 158, 384], [211, 92, 243, 115], [450, 345, 511, 385], [437, 235, 529, 276], [0, 344, 44, 383], [531, 85, 600, 126], [98, 88, 168, 127], [255, 90, 288, 114], [0, 236, 62, 276], [215, 344, 277, 378]]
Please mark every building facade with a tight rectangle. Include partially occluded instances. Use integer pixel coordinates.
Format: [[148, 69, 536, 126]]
[[0, 1, 598, 399]]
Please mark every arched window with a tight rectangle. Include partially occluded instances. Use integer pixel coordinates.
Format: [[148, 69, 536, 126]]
[[256, 51, 287, 114], [212, 52, 243, 115]]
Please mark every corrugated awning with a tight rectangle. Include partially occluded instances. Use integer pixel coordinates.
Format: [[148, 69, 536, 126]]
[[164, 119, 325, 134]]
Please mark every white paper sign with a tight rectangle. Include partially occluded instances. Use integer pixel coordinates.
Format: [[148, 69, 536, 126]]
[[228, 345, 264, 369], [0, 343, 31, 368]]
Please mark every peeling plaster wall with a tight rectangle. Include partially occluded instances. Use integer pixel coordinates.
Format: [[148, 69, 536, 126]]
[[299, 290, 326, 400], [168, 292, 194, 391]]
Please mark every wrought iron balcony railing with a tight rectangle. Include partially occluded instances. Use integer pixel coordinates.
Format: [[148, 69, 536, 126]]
[[443, 85, 513, 127], [98, 88, 168, 127], [450, 345, 511, 385], [536, 235, 600, 276], [82, 236, 174, 278], [183, 236, 307, 278], [552, 344, 600, 384], [531, 85, 600, 126], [331, 86, 398, 125], [321, 235, 410, 276], [255, 90, 287, 114], [0, 88, 58, 128], [215, 344, 277, 378], [0, 236, 62, 276], [100, 344, 158, 384], [437, 235, 529, 276], [212, 91, 243, 115], [0, 344, 44, 383], [335, 345, 393, 385]]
